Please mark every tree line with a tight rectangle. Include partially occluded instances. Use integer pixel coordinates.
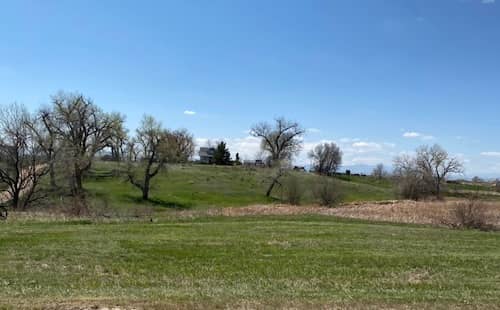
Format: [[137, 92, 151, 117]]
[[0, 92, 196, 212], [0, 91, 465, 214]]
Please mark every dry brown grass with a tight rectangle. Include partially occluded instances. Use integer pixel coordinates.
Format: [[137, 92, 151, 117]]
[[174, 200, 500, 229], [5, 199, 500, 229]]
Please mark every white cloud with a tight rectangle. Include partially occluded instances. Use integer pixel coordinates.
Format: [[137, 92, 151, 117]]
[[183, 110, 196, 115], [482, 0, 495, 4], [307, 128, 321, 133], [480, 152, 500, 157], [339, 137, 360, 143], [403, 131, 435, 141], [403, 132, 421, 138]]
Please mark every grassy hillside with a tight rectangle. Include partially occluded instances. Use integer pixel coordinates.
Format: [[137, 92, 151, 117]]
[[1, 216, 499, 308], [83, 162, 396, 211]]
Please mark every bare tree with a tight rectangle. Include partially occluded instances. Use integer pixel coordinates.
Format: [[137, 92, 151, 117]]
[[0, 104, 48, 210], [372, 163, 388, 180], [394, 145, 463, 200], [308, 142, 342, 176], [496, 179, 500, 193], [416, 144, 463, 199], [27, 107, 60, 190], [393, 154, 430, 200], [126, 115, 169, 200], [251, 117, 305, 165], [165, 128, 195, 163], [251, 117, 305, 197], [51, 91, 124, 197], [264, 166, 286, 197], [105, 114, 128, 162]]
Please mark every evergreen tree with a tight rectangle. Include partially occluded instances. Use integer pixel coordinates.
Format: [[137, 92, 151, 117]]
[[214, 141, 231, 165], [235, 153, 241, 165]]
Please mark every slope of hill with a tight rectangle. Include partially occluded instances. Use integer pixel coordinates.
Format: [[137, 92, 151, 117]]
[[83, 162, 396, 211]]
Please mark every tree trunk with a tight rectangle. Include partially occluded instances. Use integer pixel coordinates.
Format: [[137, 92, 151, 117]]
[[142, 176, 150, 200], [266, 180, 277, 197], [11, 191, 20, 210], [434, 174, 443, 200], [73, 166, 84, 196], [49, 161, 57, 190]]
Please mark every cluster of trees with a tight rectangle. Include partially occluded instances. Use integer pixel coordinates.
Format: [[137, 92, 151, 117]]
[[249, 118, 464, 201], [0, 93, 127, 211], [393, 145, 463, 200], [0, 92, 194, 211]]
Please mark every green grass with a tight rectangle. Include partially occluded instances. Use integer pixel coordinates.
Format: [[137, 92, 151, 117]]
[[1, 216, 499, 308], [82, 162, 396, 211], [335, 175, 394, 189], [447, 182, 495, 192]]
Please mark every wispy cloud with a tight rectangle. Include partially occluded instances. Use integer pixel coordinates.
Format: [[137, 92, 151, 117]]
[[403, 131, 435, 141], [480, 151, 500, 157], [482, 0, 495, 4], [183, 110, 196, 116], [307, 128, 321, 133], [403, 132, 421, 138]]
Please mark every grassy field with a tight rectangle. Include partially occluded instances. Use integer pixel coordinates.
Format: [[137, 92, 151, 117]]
[[82, 162, 396, 212], [81, 163, 500, 214], [1, 215, 500, 308]]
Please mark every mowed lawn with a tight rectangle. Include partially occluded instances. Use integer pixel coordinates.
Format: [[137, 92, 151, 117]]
[[1, 216, 500, 308]]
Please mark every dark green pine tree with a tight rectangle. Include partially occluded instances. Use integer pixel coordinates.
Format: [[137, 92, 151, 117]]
[[235, 152, 241, 165], [214, 141, 231, 165]]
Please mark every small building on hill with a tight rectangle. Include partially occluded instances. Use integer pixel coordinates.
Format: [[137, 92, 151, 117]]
[[199, 147, 216, 164]]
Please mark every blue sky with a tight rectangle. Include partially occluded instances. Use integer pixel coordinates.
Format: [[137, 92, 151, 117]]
[[1, 0, 499, 177]]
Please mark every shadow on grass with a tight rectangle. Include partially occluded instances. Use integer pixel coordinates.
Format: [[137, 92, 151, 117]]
[[126, 195, 193, 209]]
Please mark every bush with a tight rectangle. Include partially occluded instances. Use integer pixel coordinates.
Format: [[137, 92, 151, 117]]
[[313, 178, 342, 207], [283, 175, 303, 205], [395, 174, 433, 201], [443, 197, 493, 231]]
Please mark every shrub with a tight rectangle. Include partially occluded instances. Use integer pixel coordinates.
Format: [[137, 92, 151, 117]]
[[313, 178, 342, 207], [395, 173, 433, 201], [443, 197, 493, 231], [283, 175, 303, 205]]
